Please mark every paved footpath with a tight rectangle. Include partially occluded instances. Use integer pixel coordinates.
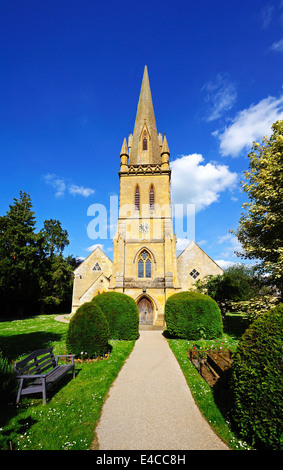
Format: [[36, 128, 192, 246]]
[[96, 330, 229, 450]]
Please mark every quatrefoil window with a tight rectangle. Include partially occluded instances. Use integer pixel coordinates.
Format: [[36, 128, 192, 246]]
[[190, 269, 200, 279]]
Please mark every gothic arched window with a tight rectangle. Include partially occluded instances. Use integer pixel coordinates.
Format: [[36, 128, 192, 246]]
[[135, 186, 140, 211], [149, 185, 155, 210], [138, 250, 152, 278]]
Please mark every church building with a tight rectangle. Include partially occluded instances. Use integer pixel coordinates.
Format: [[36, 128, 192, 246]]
[[71, 67, 223, 326]]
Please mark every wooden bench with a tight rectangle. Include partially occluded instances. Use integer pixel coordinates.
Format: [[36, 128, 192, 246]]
[[14, 347, 75, 405]]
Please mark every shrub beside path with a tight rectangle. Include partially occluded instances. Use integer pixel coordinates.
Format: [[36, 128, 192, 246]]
[[96, 330, 229, 450]]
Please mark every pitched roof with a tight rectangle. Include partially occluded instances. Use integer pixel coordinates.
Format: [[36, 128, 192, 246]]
[[177, 240, 224, 272], [73, 245, 112, 274]]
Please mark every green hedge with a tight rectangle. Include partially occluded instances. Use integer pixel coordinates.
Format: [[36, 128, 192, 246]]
[[165, 291, 223, 339], [92, 292, 139, 340], [66, 301, 109, 358], [230, 303, 283, 450]]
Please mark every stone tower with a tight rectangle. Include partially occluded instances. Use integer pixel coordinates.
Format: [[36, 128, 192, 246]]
[[109, 66, 181, 325]]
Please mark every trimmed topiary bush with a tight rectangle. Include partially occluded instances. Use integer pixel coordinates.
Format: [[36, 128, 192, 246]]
[[230, 303, 283, 450], [92, 292, 139, 340], [66, 301, 109, 358], [165, 291, 223, 339]]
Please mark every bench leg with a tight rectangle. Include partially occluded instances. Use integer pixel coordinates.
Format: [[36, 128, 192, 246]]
[[16, 378, 23, 405], [42, 378, 47, 405]]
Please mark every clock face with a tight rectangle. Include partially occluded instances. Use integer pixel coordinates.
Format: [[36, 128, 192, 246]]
[[139, 223, 150, 234]]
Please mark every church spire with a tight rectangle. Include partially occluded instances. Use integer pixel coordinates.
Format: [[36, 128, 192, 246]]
[[128, 66, 161, 165]]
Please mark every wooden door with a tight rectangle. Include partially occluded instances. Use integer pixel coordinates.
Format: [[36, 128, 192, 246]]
[[138, 297, 153, 324]]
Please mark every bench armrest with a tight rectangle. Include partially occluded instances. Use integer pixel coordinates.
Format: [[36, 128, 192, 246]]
[[55, 354, 75, 358], [54, 354, 75, 365]]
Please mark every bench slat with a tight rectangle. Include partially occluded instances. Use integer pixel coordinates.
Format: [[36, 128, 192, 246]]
[[34, 356, 56, 374], [16, 355, 56, 376], [15, 348, 53, 368]]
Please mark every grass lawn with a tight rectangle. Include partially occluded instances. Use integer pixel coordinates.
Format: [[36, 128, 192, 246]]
[[0, 314, 135, 450], [0, 312, 250, 450]]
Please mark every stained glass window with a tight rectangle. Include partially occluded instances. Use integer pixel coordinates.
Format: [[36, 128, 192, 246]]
[[138, 250, 152, 278]]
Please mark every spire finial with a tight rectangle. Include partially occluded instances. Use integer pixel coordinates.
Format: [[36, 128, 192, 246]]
[[120, 137, 129, 156], [161, 134, 170, 155]]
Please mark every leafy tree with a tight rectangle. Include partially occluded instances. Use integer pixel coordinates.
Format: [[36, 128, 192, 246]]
[[231, 120, 283, 298], [38, 219, 73, 311], [38, 253, 74, 312], [225, 264, 264, 299], [0, 192, 40, 315], [0, 192, 74, 317], [195, 272, 243, 316], [39, 219, 69, 258]]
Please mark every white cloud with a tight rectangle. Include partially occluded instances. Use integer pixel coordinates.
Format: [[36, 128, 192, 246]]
[[217, 233, 242, 258], [176, 238, 191, 252], [44, 173, 66, 197], [261, 4, 274, 29], [216, 95, 283, 157], [69, 184, 95, 197], [85, 243, 104, 252], [171, 154, 238, 212], [271, 38, 283, 52], [176, 238, 207, 252], [214, 259, 238, 270], [76, 256, 85, 262], [202, 74, 237, 121], [197, 239, 207, 246], [44, 173, 95, 197]]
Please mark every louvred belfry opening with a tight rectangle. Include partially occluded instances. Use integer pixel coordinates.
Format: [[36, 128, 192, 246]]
[[135, 186, 140, 211], [149, 185, 155, 210]]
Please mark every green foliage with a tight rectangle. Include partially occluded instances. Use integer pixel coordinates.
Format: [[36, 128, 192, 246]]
[[225, 264, 264, 298], [39, 219, 69, 257], [0, 191, 40, 314], [230, 303, 283, 450], [231, 120, 283, 296], [229, 294, 279, 322], [0, 351, 17, 400], [0, 192, 74, 317], [165, 291, 223, 340], [92, 292, 139, 340], [196, 273, 243, 316], [195, 263, 265, 316], [38, 219, 73, 310], [38, 254, 74, 312], [66, 302, 110, 358]]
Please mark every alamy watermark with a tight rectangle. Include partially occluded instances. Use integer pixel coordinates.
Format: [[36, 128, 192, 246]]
[[86, 195, 195, 242]]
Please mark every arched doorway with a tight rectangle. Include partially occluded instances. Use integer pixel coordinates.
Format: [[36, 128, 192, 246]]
[[137, 296, 153, 325]]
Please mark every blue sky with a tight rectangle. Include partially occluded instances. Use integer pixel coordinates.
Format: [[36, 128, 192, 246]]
[[1, 0, 283, 268]]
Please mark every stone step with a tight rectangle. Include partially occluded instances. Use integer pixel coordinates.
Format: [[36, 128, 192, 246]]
[[139, 324, 164, 331]]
